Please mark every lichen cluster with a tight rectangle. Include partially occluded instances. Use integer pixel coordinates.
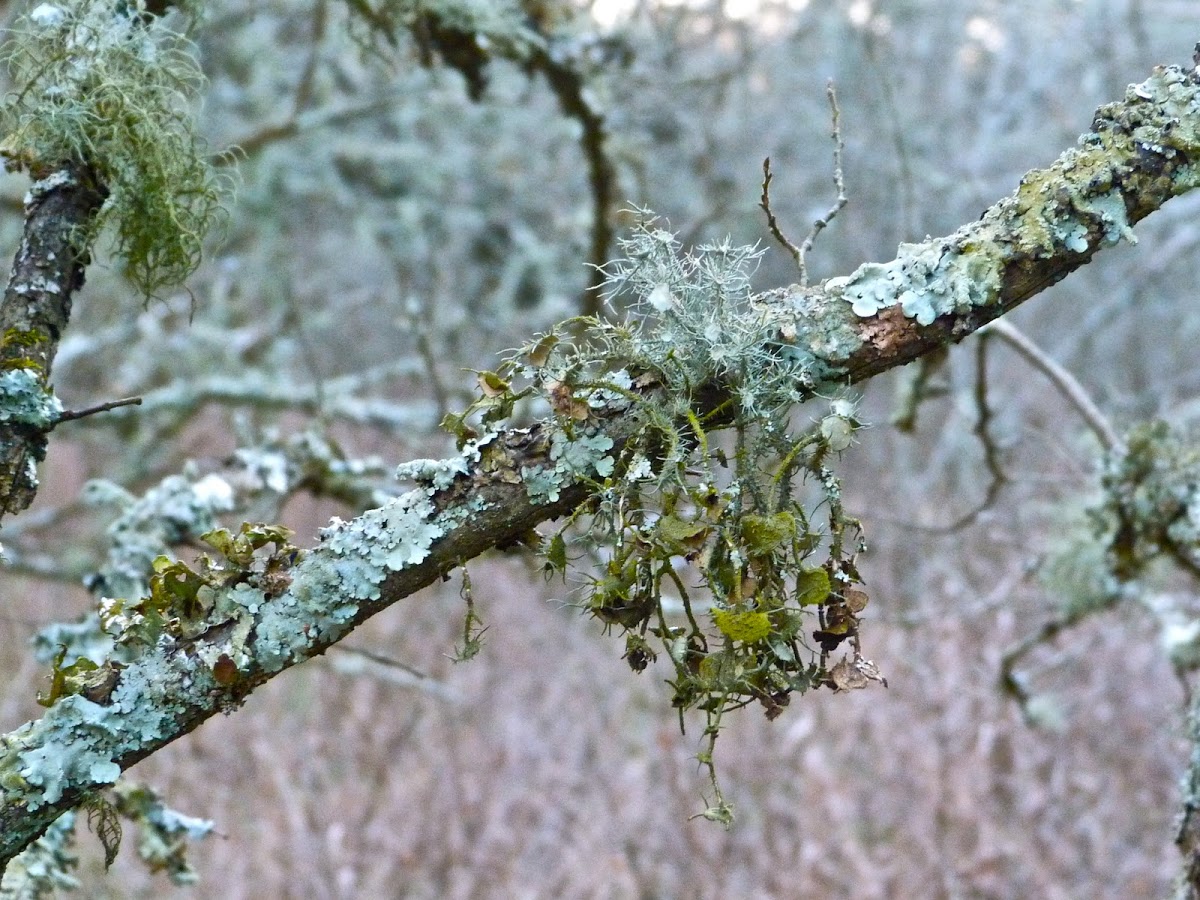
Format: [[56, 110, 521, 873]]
[[0, 368, 62, 428], [1099, 421, 1200, 580], [0, 810, 79, 896], [480, 218, 883, 821], [1035, 422, 1200, 660], [0, 0, 225, 296]]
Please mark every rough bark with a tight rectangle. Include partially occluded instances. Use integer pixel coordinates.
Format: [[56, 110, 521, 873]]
[[0, 164, 106, 517]]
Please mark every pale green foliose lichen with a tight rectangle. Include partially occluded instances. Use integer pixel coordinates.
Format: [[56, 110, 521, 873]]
[[0, 368, 61, 427], [395, 456, 470, 491], [111, 781, 212, 886], [394, 432, 495, 491], [85, 469, 235, 603], [1083, 190, 1137, 247], [522, 428, 614, 505], [0, 809, 79, 896], [834, 239, 1002, 326], [521, 464, 562, 504], [254, 486, 488, 670], [321, 490, 443, 588], [7, 697, 122, 806], [1126, 67, 1200, 160], [1011, 172, 1139, 258], [1, 460, 498, 816]]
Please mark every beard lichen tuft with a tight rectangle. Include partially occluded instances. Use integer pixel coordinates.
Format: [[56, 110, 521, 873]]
[[0, 0, 227, 298], [502, 214, 881, 819]]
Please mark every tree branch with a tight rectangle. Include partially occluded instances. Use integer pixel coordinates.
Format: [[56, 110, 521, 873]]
[[0, 164, 106, 518], [4, 60, 1200, 868]]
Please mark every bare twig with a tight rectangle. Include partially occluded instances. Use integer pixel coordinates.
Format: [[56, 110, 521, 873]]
[[214, 94, 408, 166], [411, 310, 450, 423], [328, 644, 461, 702], [759, 157, 804, 274], [291, 0, 328, 118], [984, 317, 1123, 453], [890, 346, 948, 432], [522, 35, 620, 319], [51, 396, 142, 428], [798, 81, 849, 280], [759, 81, 848, 287], [909, 336, 1009, 534]]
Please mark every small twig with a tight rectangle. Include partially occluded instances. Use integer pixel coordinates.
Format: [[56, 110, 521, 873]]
[[331, 644, 428, 680], [759, 157, 804, 276], [522, 35, 619, 319], [328, 644, 461, 703], [51, 396, 142, 428], [971, 334, 1009, 495], [984, 317, 1123, 453], [759, 80, 848, 287], [214, 93, 408, 166], [797, 80, 848, 281], [291, 0, 328, 119], [909, 336, 1009, 534], [890, 346, 948, 432], [395, 270, 450, 421]]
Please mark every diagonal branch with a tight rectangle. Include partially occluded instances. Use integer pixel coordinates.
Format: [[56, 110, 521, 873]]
[[3, 60, 1200, 868]]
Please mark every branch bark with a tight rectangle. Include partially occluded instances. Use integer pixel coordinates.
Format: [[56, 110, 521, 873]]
[[0, 164, 106, 518], [3, 60, 1200, 869]]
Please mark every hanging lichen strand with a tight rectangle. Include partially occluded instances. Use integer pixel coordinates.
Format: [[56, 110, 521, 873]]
[[0, 0, 223, 298], [468, 217, 881, 823]]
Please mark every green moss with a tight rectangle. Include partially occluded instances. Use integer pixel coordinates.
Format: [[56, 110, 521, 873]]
[[1, 327, 48, 350]]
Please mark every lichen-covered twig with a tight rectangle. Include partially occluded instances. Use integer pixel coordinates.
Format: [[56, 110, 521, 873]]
[[4, 58, 1200, 869]]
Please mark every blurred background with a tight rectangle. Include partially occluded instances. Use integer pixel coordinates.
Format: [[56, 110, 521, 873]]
[[3, 0, 1200, 896]]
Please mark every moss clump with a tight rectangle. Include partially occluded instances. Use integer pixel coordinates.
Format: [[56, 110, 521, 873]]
[[0, 0, 226, 297]]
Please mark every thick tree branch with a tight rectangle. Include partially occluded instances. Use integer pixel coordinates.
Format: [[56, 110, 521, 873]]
[[3, 61, 1200, 868], [0, 164, 106, 518]]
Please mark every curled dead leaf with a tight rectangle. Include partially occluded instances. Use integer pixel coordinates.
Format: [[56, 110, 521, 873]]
[[829, 654, 888, 691]]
